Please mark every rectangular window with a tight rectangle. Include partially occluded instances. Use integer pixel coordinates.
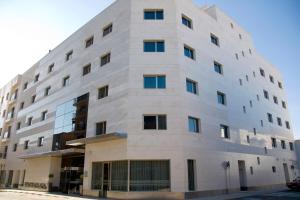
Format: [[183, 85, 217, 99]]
[[143, 115, 167, 130], [27, 117, 33, 126], [263, 90, 269, 99], [103, 23, 113, 37], [100, 52, 111, 66], [144, 75, 166, 89], [98, 85, 109, 99], [260, 68, 265, 77], [250, 166, 253, 175], [261, 120, 264, 127], [220, 124, 230, 139], [273, 96, 278, 104], [278, 81, 283, 89], [272, 166, 276, 173], [65, 50, 73, 61], [144, 41, 165, 52], [48, 63, 54, 73], [83, 63, 91, 76], [257, 157, 260, 165], [282, 101, 286, 109], [271, 137, 277, 148], [267, 113, 273, 123], [217, 91, 226, 105], [130, 160, 170, 191], [3, 146, 8, 159], [188, 116, 200, 133], [210, 33, 219, 46], [31, 95, 36, 104], [182, 15, 192, 29], [246, 135, 250, 143], [85, 36, 94, 48], [285, 121, 290, 129], [38, 137, 44, 147], [187, 159, 196, 191], [281, 140, 286, 149], [277, 117, 282, 126], [16, 122, 21, 130], [269, 75, 274, 83], [184, 45, 195, 60], [253, 128, 256, 135], [144, 9, 164, 20], [239, 78, 243, 86], [62, 76, 70, 87], [13, 143, 17, 152], [96, 121, 106, 135], [23, 82, 28, 90], [41, 111, 47, 121], [186, 79, 198, 94], [235, 53, 239, 60], [214, 61, 223, 74], [24, 140, 29, 150], [44, 86, 51, 96], [34, 74, 40, 83], [289, 142, 294, 151], [243, 106, 246, 113]]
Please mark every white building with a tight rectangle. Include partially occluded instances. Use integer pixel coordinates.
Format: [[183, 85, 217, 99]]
[[0, 0, 297, 199]]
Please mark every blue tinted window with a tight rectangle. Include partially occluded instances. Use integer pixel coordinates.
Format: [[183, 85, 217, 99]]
[[54, 99, 76, 134], [157, 76, 166, 88], [144, 77, 156, 88], [217, 92, 226, 105], [182, 16, 192, 28], [184, 46, 194, 59], [214, 62, 223, 74], [156, 11, 164, 19], [186, 79, 197, 94], [156, 42, 165, 52], [144, 11, 155, 19], [144, 41, 165, 52], [144, 10, 164, 20], [144, 42, 156, 52], [144, 76, 166, 89], [188, 117, 199, 133]]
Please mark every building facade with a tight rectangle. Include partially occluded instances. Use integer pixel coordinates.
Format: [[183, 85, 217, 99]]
[[0, 0, 298, 199]]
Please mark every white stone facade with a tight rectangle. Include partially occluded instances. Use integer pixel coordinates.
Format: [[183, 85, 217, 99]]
[[0, 0, 297, 199]]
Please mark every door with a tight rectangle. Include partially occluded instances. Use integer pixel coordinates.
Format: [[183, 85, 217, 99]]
[[238, 160, 247, 191], [102, 163, 111, 197], [283, 163, 290, 183]]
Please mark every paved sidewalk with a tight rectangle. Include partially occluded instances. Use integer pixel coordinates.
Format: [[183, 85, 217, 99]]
[[0, 189, 102, 200], [193, 188, 289, 200]]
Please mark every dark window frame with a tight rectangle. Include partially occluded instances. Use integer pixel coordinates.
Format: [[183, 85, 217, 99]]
[[98, 85, 109, 99], [85, 36, 94, 48], [143, 115, 167, 130]]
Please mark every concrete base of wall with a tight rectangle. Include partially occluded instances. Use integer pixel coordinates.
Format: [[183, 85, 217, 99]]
[[107, 191, 184, 200], [185, 183, 286, 199]]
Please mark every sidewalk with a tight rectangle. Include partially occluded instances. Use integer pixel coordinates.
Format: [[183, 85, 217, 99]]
[[193, 188, 287, 200], [0, 189, 101, 199]]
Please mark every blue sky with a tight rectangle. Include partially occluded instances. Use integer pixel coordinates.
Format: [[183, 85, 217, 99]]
[[0, 0, 299, 138]]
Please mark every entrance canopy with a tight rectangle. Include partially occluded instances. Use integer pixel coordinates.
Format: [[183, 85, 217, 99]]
[[18, 148, 85, 159], [66, 132, 127, 146]]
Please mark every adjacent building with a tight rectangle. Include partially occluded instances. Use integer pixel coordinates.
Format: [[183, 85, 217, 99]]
[[0, 0, 298, 199]]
